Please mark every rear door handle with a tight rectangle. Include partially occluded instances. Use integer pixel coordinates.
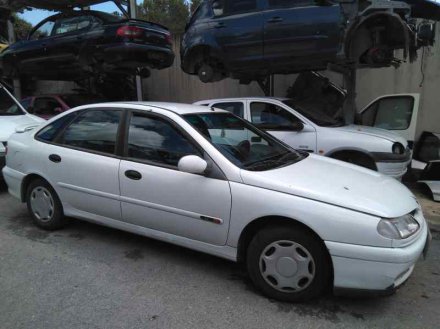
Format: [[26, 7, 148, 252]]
[[49, 154, 61, 163], [267, 17, 283, 23], [125, 170, 142, 181]]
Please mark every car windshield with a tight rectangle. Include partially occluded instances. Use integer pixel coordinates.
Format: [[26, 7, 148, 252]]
[[0, 88, 25, 116], [184, 112, 306, 171], [283, 100, 344, 127]]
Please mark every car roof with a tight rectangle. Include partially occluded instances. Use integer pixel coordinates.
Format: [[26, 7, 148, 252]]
[[195, 97, 289, 103], [89, 102, 228, 115]]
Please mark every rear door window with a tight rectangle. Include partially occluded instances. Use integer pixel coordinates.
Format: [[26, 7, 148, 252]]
[[250, 102, 301, 130], [60, 110, 121, 155], [212, 102, 245, 118]]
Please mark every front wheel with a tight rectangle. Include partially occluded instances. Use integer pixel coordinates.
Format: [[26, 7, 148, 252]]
[[246, 225, 331, 302], [26, 179, 67, 230]]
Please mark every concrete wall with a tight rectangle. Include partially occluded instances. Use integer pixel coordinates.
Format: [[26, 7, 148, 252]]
[[144, 35, 440, 141]]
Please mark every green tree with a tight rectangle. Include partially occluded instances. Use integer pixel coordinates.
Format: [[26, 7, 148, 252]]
[[12, 13, 33, 40], [138, 0, 202, 34]]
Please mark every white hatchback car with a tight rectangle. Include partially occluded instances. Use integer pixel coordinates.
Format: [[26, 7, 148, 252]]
[[2, 102, 430, 302], [195, 97, 412, 179], [0, 84, 44, 172]]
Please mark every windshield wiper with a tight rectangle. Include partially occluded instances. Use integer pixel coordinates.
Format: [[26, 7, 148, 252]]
[[244, 152, 297, 171]]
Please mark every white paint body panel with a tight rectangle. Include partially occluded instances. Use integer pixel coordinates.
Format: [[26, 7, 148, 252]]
[[2, 102, 429, 293], [195, 97, 410, 179]]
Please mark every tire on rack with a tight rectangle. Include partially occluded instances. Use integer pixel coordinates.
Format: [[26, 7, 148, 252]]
[[246, 224, 332, 302], [26, 178, 67, 231]]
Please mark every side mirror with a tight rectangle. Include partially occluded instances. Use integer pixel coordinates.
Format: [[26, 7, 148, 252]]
[[418, 22, 436, 47], [212, 0, 224, 17], [291, 121, 304, 132], [178, 155, 208, 175]]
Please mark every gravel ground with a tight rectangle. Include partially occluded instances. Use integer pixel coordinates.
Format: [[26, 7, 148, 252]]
[[1, 180, 439, 329]]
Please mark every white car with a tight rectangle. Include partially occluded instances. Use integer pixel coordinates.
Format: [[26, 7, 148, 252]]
[[0, 84, 44, 172], [194, 97, 412, 179], [2, 102, 430, 302]]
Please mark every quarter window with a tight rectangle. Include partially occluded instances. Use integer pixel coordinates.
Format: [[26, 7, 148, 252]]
[[60, 110, 121, 155], [30, 21, 55, 40], [212, 102, 244, 118], [127, 113, 201, 167], [250, 102, 301, 130]]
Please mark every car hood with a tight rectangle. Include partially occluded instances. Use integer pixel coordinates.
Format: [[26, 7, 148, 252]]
[[335, 125, 408, 145], [0, 115, 43, 142], [240, 154, 417, 218]]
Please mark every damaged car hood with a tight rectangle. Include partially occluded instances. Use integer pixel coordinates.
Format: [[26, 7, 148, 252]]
[[240, 154, 417, 218]]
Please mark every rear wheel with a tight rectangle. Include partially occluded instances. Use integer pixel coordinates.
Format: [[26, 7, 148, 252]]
[[26, 179, 67, 230], [246, 225, 331, 302]]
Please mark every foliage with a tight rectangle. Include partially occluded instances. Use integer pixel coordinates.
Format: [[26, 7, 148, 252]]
[[12, 13, 33, 40], [138, 0, 202, 34]]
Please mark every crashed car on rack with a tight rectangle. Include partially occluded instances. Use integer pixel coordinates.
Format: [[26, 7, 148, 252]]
[[181, 0, 439, 83], [0, 10, 174, 80]]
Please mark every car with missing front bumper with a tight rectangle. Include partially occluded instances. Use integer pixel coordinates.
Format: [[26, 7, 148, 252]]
[[195, 97, 412, 179], [2, 102, 430, 302]]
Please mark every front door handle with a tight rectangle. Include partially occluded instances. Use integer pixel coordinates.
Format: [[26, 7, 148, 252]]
[[125, 170, 142, 181], [49, 154, 61, 163], [267, 17, 283, 23]]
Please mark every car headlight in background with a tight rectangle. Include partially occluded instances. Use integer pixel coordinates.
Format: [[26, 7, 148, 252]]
[[392, 142, 405, 154], [377, 214, 420, 239]]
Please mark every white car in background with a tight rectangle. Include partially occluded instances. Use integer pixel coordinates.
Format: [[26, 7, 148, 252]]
[[0, 84, 44, 173], [195, 97, 412, 179], [2, 102, 430, 302]]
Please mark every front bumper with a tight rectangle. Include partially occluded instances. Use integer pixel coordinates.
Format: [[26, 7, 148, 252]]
[[373, 149, 412, 179], [326, 221, 430, 295]]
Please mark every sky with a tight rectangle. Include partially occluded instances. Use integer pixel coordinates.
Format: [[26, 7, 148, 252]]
[[18, 1, 143, 26]]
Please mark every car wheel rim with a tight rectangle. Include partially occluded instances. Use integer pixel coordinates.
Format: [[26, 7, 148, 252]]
[[30, 187, 55, 222], [259, 240, 315, 293]]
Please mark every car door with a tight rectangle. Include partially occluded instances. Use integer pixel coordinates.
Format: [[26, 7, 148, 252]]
[[358, 94, 420, 146], [249, 101, 317, 152], [14, 19, 56, 72], [262, 0, 343, 63], [44, 15, 94, 69], [211, 0, 264, 70], [119, 111, 232, 246], [40, 109, 123, 221]]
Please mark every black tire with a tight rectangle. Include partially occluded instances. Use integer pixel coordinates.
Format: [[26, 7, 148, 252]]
[[26, 179, 67, 231], [246, 225, 331, 302]]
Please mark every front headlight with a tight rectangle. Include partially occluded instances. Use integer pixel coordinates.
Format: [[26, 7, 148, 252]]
[[392, 142, 405, 154], [377, 214, 420, 239]]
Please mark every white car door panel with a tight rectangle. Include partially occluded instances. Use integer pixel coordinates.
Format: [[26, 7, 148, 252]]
[[359, 94, 420, 144], [119, 112, 232, 245], [45, 144, 121, 220], [43, 108, 123, 220]]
